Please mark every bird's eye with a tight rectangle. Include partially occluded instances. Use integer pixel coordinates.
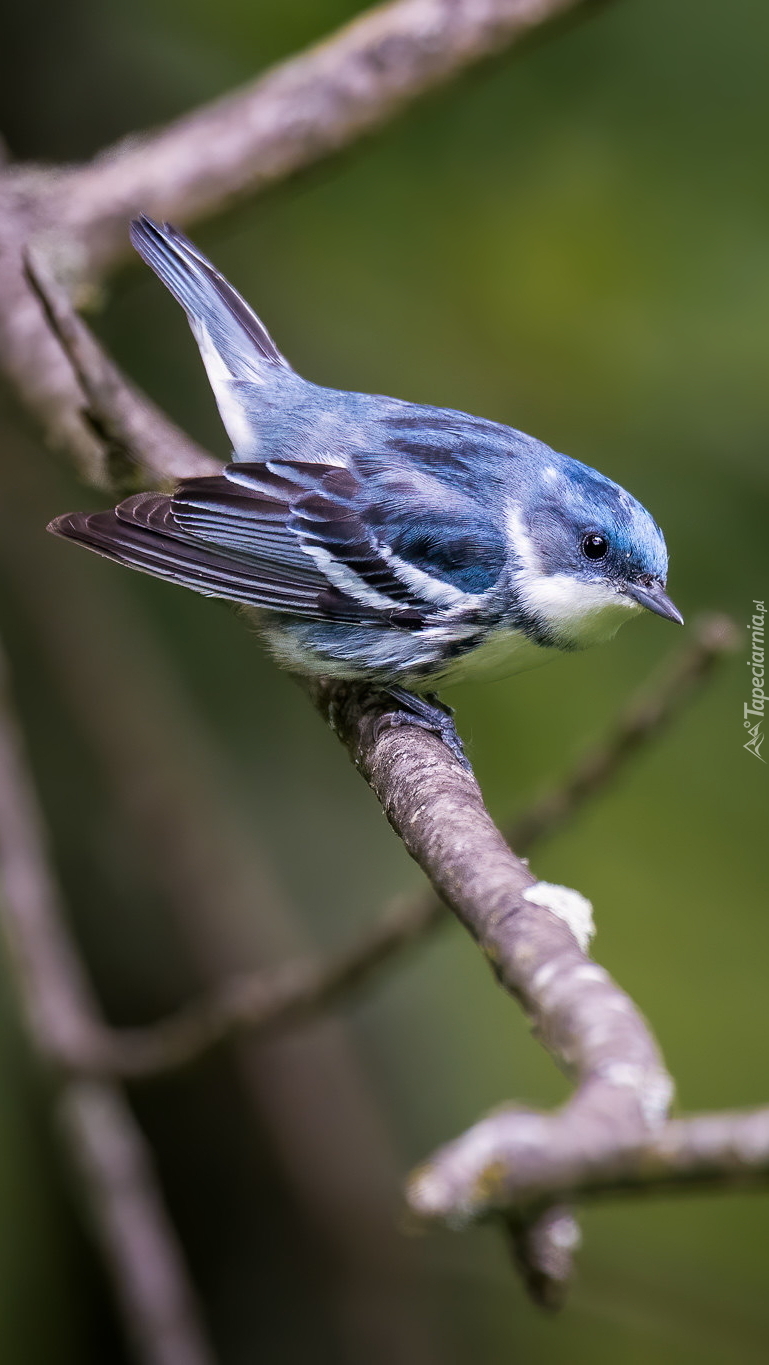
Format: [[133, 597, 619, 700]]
[[581, 532, 609, 560]]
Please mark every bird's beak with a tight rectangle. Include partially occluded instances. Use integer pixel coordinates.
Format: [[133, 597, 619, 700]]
[[625, 579, 684, 625]]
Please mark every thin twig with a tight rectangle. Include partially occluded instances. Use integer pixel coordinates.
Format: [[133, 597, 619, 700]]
[[505, 1206, 581, 1310], [24, 249, 220, 489], [0, 648, 217, 1365], [74, 894, 444, 1078], [507, 612, 740, 850]]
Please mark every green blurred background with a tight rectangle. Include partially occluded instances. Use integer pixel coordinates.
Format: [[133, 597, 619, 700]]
[[1, 0, 768, 1361]]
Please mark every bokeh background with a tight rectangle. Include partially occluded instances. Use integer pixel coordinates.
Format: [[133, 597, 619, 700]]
[[1, 1, 768, 1361]]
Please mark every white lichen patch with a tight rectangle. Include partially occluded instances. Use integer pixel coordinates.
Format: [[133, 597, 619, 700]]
[[599, 1061, 674, 1128], [571, 963, 609, 984], [531, 960, 560, 993], [548, 1213, 582, 1251], [640, 1068, 676, 1127], [522, 881, 595, 952]]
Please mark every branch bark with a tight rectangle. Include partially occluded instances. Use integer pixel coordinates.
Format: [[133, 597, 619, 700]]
[[409, 1104, 769, 1216], [308, 681, 675, 1221]]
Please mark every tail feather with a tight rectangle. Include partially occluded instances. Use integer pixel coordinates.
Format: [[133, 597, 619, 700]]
[[130, 216, 286, 369], [130, 216, 292, 455]]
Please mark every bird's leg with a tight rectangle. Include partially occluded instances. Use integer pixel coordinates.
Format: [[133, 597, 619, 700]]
[[422, 690, 455, 720], [377, 685, 470, 770]]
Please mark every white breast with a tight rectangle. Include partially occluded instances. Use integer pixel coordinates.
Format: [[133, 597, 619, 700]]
[[420, 626, 552, 688]]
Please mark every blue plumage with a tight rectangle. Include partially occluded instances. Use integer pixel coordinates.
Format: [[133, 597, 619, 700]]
[[49, 217, 682, 695]]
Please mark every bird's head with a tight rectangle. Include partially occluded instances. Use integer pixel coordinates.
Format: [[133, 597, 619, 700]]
[[508, 453, 682, 650]]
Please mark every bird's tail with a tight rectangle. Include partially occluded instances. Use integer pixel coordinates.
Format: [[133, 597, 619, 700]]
[[130, 216, 293, 454]]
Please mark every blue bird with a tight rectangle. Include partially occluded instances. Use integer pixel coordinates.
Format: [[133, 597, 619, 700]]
[[49, 217, 682, 751]]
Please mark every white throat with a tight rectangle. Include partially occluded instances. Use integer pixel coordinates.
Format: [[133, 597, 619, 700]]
[[506, 503, 641, 649], [517, 571, 641, 647]]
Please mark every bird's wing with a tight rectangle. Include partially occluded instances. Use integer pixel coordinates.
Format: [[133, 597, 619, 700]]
[[130, 216, 290, 455], [48, 460, 445, 626]]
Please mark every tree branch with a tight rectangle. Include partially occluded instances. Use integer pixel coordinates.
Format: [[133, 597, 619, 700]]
[[307, 683, 769, 1227], [57, 0, 602, 277], [0, 648, 216, 1365], [0, 0, 605, 479], [67, 611, 735, 1081], [505, 1205, 581, 1310], [409, 1104, 769, 1216], [72, 893, 444, 1078], [24, 250, 220, 489], [311, 680, 675, 1197]]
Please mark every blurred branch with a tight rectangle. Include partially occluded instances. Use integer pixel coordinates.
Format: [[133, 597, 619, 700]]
[[76, 893, 445, 1078], [505, 1205, 581, 1311], [409, 1103, 769, 1215], [506, 611, 740, 849], [52, 0, 604, 274], [0, 0, 606, 479], [25, 250, 220, 489], [0, 649, 217, 1365], [69, 611, 736, 1080]]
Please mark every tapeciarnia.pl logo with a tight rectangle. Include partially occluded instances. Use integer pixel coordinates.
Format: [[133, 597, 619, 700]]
[[744, 599, 766, 762]]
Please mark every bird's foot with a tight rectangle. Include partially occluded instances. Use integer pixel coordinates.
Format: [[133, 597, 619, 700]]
[[375, 686, 470, 770]]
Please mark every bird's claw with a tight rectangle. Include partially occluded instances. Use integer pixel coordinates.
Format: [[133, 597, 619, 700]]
[[375, 686, 471, 770]]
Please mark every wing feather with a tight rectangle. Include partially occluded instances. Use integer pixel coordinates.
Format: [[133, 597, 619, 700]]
[[173, 461, 429, 612], [48, 459, 431, 627], [49, 449, 510, 631]]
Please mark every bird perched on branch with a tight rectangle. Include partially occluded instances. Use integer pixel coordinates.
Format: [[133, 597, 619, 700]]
[[50, 217, 682, 757]]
